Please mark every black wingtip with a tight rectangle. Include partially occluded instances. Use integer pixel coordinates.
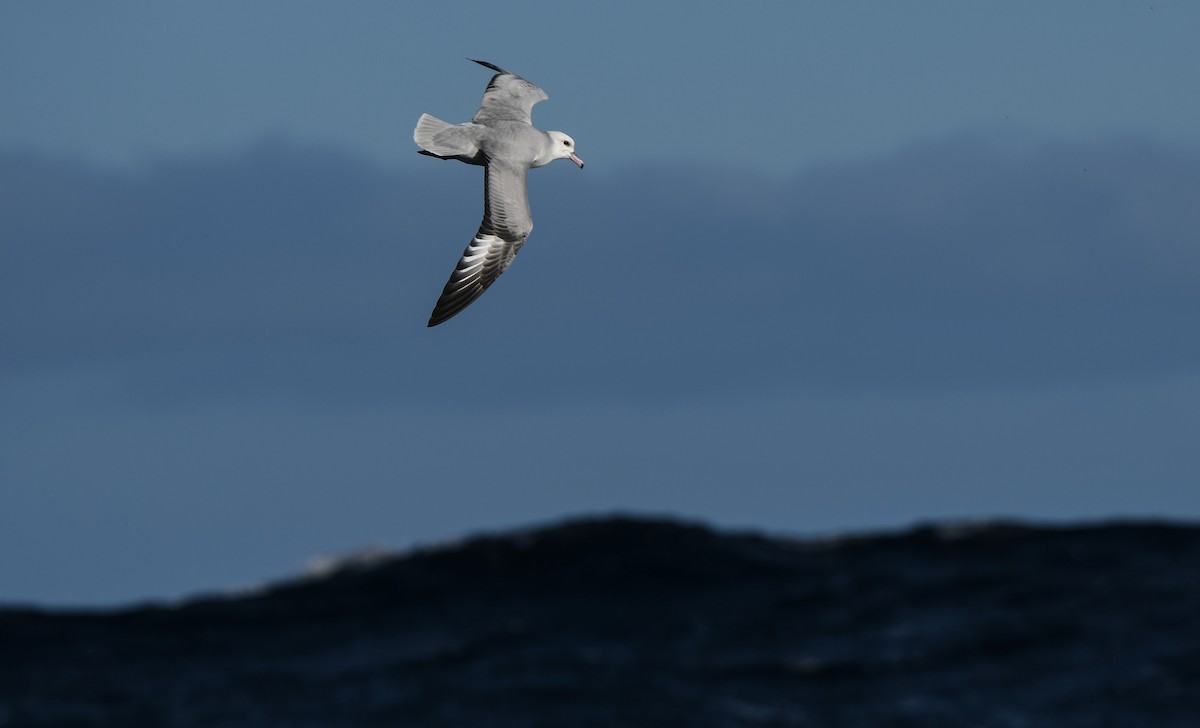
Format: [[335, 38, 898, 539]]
[[469, 59, 509, 75], [427, 308, 458, 327]]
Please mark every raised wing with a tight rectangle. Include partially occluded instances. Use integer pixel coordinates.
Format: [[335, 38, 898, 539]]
[[469, 59, 549, 126]]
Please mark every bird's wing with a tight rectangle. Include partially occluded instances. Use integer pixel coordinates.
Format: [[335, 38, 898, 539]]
[[469, 60, 549, 126], [427, 162, 534, 326]]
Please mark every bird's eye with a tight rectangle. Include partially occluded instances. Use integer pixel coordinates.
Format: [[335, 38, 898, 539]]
[[562, 140, 569, 146]]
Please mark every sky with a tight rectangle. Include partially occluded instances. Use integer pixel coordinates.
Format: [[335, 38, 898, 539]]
[[3, 1, 1200, 606]]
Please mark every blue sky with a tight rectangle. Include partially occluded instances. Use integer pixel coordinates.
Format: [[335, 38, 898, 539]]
[[3, 2, 1200, 606], [5, 2, 1200, 171]]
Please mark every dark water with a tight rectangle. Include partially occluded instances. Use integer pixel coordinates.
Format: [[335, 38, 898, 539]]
[[3, 516, 1199, 727]]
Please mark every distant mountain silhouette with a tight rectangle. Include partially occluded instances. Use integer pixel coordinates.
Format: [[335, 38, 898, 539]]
[[3, 515, 1198, 727]]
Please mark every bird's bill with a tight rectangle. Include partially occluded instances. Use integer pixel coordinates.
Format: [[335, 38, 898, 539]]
[[569, 152, 584, 168]]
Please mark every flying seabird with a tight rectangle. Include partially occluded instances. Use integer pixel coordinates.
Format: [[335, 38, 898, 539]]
[[414, 59, 584, 327]]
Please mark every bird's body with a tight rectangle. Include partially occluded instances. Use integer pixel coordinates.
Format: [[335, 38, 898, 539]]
[[414, 60, 583, 327]]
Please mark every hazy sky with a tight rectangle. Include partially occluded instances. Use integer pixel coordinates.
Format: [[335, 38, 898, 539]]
[[3, 2, 1200, 606], [4, 2, 1200, 171]]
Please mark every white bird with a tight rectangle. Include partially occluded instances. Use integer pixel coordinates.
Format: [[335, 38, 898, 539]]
[[414, 60, 584, 327]]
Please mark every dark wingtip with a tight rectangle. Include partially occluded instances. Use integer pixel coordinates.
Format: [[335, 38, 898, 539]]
[[427, 309, 458, 327], [427, 301, 460, 327], [470, 59, 508, 75]]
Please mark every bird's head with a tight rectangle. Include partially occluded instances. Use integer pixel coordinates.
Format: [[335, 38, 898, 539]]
[[547, 131, 584, 168]]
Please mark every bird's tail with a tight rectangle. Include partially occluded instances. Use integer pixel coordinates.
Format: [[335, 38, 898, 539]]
[[413, 114, 479, 159]]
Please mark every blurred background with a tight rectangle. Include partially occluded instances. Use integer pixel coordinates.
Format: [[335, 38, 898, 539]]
[[3, 1, 1199, 607]]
